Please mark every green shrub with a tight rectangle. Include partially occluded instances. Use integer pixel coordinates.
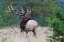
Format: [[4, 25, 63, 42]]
[[47, 5, 64, 42]]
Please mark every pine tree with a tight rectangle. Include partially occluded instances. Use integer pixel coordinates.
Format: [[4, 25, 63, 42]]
[[47, 5, 64, 42]]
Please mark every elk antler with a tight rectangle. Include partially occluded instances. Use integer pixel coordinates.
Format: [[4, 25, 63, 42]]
[[25, 9, 31, 17], [6, 4, 24, 15], [6, 6, 11, 12], [6, 5, 14, 13], [10, 4, 14, 11], [6, 4, 31, 16], [20, 5, 25, 14], [8, 6, 10, 11]]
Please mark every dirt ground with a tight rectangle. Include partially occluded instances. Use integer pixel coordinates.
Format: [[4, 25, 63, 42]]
[[0, 26, 53, 42]]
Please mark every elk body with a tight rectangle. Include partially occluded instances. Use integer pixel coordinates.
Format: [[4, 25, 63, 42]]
[[25, 20, 38, 35], [6, 5, 38, 36]]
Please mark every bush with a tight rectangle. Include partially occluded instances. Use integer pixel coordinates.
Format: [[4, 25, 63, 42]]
[[0, 1, 18, 28], [47, 5, 64, 42]]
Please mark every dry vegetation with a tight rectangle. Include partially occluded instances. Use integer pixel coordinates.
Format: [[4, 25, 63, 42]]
[[0, 26, 53, 42]]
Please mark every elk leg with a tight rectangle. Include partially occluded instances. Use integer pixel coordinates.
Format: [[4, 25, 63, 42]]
[[33, 28, 36, 36], [21, 29, 23, 32], [20, 29, 23, 35], [26, 31, 28, 34], [26, 30, 28, 37]]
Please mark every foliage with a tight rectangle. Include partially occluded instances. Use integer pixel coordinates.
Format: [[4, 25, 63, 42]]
[[47, 5, 64, 42], [0, 0, 58, 28], [25, 0, 57, 26], [0, 0, 18, 28], [0, 0, 57, 27]]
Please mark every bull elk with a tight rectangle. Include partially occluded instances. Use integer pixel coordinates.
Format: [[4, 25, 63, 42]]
[[6, 5, 38, 36]]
